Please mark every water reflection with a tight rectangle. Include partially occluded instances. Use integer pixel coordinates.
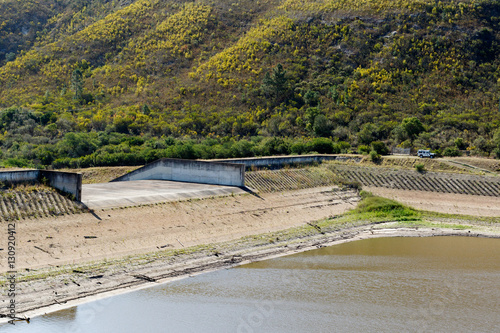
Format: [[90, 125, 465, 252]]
[[43, 307, 77, 323]]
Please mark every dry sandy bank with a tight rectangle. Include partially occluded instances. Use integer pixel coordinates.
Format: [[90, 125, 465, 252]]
[[1, 184, 499, 324], [1, 186, 358, 272], [6, 224, 500, 324], [366, 187, 500, 217]]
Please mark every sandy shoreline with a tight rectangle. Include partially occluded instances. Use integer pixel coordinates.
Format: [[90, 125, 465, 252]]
[[0, 185, 499, 324], [4, 225, 500, 324]]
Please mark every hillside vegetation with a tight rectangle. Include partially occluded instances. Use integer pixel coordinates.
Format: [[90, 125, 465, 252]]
[[0, 0, 499, 168]]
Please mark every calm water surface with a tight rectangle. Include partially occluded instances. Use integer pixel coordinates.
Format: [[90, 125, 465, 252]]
[[3, 236, 500, 332]]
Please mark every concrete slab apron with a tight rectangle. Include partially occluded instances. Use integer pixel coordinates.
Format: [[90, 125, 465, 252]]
[[81, 180, 245, 209]]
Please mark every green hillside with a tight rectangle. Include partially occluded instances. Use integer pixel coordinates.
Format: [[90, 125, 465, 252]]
[[0, 0, 499, 168]]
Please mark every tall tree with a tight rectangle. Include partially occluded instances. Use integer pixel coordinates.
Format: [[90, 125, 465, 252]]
[[401, 117, 425, 141], [70, 68, 83, 101], [262, 64, 290, 105]]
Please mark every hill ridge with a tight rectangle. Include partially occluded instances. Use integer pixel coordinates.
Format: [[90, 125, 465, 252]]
[[0, 0, 499, 168]]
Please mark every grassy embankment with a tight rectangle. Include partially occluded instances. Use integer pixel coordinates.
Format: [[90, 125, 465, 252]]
[[271, 189, 498, 241]]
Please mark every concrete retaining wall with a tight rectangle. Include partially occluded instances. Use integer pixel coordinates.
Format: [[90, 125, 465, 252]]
[[111, 158, 245, 187], [0, 170, 82, 201], [0, 170, 39, 183], [211, 154, 361, 170], [40, 171, 82, 201]]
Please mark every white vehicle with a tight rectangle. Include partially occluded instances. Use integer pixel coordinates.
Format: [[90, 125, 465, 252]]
[[417, 149, 435, 158]]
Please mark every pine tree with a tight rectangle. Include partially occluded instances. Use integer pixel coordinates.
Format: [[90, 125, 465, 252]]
[[262, 64, 290, 105], [70, 68, 83, 101]]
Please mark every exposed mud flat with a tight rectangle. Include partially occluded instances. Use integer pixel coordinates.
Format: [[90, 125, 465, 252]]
[[6, 223, 499, 323]]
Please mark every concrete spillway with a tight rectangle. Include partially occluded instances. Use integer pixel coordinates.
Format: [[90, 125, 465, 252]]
[[81, 180, 246, 210]]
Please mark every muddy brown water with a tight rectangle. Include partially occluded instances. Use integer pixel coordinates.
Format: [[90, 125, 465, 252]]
[[2, 236, 500, 332]]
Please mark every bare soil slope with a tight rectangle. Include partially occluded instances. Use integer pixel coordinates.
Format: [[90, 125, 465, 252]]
[[3, 186, 358, 272]]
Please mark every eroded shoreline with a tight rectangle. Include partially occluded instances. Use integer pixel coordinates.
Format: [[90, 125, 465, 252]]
[[3, 222, 500, 324], [0, 183, 499, 324]]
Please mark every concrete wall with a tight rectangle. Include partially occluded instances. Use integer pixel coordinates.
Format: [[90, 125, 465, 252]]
[[0, 170, 82, 201], [112, 158, 245, 187], [40, 171, 82, 201], [211, 154, 362, 170], [0, 170, 39, 183]]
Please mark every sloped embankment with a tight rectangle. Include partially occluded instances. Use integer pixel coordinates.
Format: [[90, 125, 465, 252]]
[[328, 164, 500, 197], [0, 187, 84, 221], [359, 156, 471, 173], [245, 167, 340, 193]]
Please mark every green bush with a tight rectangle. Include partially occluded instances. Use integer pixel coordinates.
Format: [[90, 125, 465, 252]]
[[442, 147, 461, 157], [454, 137, 467, 150], [2, 157, 34, 168], [334, 141, 350, 153], [431, 149, 442, 158], [290, 141, 307, 155], [369, 150, 381, 162], [493, 148, 500, 159], [307, 138, 335, 154], [415, 163, 425, 172], [371, 141, 389, 155], [230, 140, 255, 158], [400, 117, 425, 141], [357, 145, 370, 154], [264, 137, 290, 155]]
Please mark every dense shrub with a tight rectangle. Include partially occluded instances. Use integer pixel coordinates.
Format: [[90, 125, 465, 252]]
[[1, 157, 34, 168], [290, 141, 307, 155], [369, 150, 381, 163], [494, 148, 500, 159], [442, 147, 461, 157], [307, 138, 335, 154], [357, 145, 370, 154], [1, 0, 500, 165], [415, 163, 425, 172], [371, 141, 389, 155]]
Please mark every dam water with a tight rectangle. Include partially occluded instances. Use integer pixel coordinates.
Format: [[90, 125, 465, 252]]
[[3, 236, 500, 332]]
